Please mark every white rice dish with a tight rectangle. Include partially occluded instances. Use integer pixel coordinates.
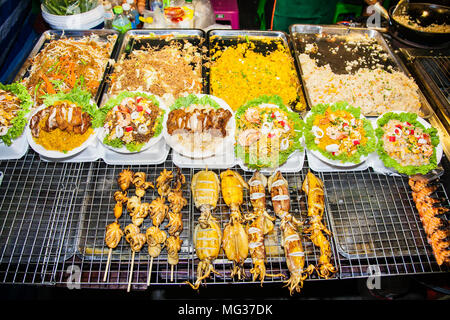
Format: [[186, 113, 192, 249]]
[[299, 54, 422, 115]]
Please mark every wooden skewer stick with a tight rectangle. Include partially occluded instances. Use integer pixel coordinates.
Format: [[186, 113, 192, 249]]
[[147, 256, 153, 286], [103, 248, 113, 282], [171, 264, 174, 282], [127, 251, 135, 292]]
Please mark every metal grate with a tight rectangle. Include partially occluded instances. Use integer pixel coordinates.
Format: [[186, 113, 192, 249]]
[[0, 150, 448, 290], [417, 56, 450, 112]]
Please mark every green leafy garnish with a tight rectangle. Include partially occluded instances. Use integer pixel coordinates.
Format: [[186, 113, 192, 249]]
[[0, 82, 33, 146], [303, 101, 376, 164], [375, 112, 440, 175], [170, 94, 221, 111]]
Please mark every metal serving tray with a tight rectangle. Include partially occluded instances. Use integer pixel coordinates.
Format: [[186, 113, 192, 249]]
[[99, 29, 207, 107], [206, 29, 307, 113], [289, 24, 434, 118], [14, 29, 119, 106]]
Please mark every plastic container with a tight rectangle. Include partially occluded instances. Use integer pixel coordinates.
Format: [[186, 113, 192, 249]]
[[41, 4, 105, 30], [126, 0, 140, 28], [112, 5, 132, 33], [103, 2, 114, 29]]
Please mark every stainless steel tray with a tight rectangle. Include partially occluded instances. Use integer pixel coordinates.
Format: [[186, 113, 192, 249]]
[[14, 29, 119, 106], [206, 29, 307, 113], [289, 24, 434, 118], [99, 29, 207, 107]]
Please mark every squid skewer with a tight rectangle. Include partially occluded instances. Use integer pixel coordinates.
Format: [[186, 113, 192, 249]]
[[245, 171, 284, 285], [124, 224, 146, 292], [166, 235, 183, 281], [103, 221, 124, 282], [146, 226, 167, 285], [268, 171, 314, 295], [186, 168, 222, 290], [221, 169, 249, 280], [302, 171, 337, 279]]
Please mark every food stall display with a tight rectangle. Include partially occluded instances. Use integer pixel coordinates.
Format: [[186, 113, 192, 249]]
[[0, 27, 448, 295]]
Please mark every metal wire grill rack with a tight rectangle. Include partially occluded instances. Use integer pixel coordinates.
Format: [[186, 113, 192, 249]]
[[0, 150, 448, 290]]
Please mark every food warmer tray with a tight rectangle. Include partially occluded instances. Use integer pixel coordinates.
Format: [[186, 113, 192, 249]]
[[289, 24, 435, 119], [98, 28, 208, 107], [206, 29, 308, 114], [13, 29, 120, 106]]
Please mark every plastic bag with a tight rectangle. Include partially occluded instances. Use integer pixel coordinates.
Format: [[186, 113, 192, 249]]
[[193, 0, 215, 29], [42, 0, 99, 16]]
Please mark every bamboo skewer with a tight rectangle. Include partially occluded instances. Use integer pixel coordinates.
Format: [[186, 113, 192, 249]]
[[127, 251, 135, 292], [147, 256, 154, 286], [103, 248, 113, 282]]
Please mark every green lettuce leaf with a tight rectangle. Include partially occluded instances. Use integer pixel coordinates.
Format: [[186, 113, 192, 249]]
[[170, 94, 221, 111], [375, 112, 440, 175], [303, 101, 376, 164], [0, 82, 33, 146]]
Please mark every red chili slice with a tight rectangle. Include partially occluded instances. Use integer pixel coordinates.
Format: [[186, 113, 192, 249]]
[[125, 126, 133, 132], [136, 105, 143, 112], [389, 136, 396, 142], [353, 140, 360, 145]]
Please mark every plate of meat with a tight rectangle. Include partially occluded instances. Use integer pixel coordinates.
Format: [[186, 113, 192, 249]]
[[26, 89, 100, 159], [163, 94, 235, 159]]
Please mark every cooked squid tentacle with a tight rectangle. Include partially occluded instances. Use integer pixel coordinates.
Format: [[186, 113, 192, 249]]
[[149, 196, 169, 227]]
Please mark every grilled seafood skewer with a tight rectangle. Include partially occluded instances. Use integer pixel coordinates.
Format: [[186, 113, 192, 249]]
[[124, 224, 146, 292], [191, 168, 220, 228], [280, 217, 315, 295], [269, 171, 314, 295], [166, 235, 183, 281], [146, 226, 167, 285], [245, 171, 284, 285], [409, 175, 450, 266], [221, 169, 249, 280], [187, 168, 222, 290], [103, 221, 124, 282], [186, 212, 222, 289], [302, 171, 337, 279], [118, 169, 134, 191], [132, 172, 154, 198], [156, 169, 173, 197]]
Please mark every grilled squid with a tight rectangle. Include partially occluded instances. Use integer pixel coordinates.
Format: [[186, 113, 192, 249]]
[[245, 171, 284, 285], [268, 171, 314, 295], [302, 171, 337, 279], [221, 169, 249, 280]]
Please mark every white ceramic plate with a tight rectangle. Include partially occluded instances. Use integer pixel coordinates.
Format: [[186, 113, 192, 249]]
[[98, 93, 166, 154], [304, 110, 372, 167], [162, 94, 235, 159], [374, 111, 443, 172], [25, 104, 99, 159]]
